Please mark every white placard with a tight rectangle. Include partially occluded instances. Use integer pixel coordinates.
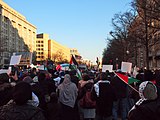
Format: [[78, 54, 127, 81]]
[[10, 55, 22, 65], [102, 65, 113, 72], [37, 65, 45, 70], [121, 62, 132, 73]]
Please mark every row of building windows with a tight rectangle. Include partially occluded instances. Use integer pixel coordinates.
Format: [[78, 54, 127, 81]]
[[36, 56, 44, 58], [36, 48, 44, 51], [37, 52, 44, 54], [36, 41, 44, 43], [36, 44, 44, 47]]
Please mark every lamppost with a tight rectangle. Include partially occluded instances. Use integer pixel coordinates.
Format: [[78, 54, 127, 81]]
[[126, 50, 130, 62], [116, 58, 118, 70]]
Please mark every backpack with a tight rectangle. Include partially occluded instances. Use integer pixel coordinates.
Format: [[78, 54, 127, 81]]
[[79, 87, 96, 109]]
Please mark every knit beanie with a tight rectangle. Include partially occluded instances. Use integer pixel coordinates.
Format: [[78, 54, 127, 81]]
[[13, 81, 32, 105], [139, 81, 157, 100]]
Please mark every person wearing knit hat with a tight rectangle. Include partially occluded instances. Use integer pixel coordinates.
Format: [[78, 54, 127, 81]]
[[13, 81, 32, 105], [128, 81, 160, 120], [0, 81, 46, 120]]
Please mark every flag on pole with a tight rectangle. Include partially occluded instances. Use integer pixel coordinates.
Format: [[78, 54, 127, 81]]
[[69, 55, 82, 80], [116, 73, 140, 84], [70, 55, 78, 66], [113, 72, 140, 93]]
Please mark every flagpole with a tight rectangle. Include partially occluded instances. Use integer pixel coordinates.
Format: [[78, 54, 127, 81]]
[[113, 71, 139, 93]]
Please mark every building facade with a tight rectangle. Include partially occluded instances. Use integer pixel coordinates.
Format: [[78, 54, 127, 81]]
[[48, 39, 71, 62], [0, 0, 36, 64], [136, 0, 160, 69], [36, 33, 49, 62], [36, 33, 71, 63]]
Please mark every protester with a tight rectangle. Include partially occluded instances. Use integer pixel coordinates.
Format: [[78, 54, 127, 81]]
[[70, 70, 81, 120], [9, 68, 21, 83], [0, 73, 13, 106], [70, 70, 79, 87], [128, 81, 160, 120], [30, 67, 37, 79], [57, 74, 78, 120], [78, 73, 95, 120], [111, 72, 128, 120], [31, 72, 49, 117], [91, 72, 116, 120], [46, 92, 62, 120], [0, 81, 46, 120], [23, 76, 40, 107]]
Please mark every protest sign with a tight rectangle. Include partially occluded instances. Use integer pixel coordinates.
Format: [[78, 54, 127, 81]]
[[102, 65, 113, 72], [10, 55, 22, 65], [121, 62, 132, 73]]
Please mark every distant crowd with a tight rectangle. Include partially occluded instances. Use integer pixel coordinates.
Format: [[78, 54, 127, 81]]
[[0, 65, 160, 120]]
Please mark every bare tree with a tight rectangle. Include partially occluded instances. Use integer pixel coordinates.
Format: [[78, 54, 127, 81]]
[[107, 9, 137, 63], [132, 0, 160, 69], [52, 50, 65, 63]]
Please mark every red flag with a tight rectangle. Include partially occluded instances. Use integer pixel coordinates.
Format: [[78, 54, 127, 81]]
[[114, 72, 139, 93], [56, 64, 62, 71], [116, 73, 128, 83]]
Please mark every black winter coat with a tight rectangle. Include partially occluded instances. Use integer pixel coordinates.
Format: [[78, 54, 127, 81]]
[[0, 83, 13, 106], [128, 98, 160, 120], [91, 81, 116, 117]]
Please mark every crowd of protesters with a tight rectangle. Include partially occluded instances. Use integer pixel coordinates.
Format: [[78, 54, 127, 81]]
[[0, 65, 160, 120]]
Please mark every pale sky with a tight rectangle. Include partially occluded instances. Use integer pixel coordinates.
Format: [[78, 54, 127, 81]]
[[3, 0, 132, 64]]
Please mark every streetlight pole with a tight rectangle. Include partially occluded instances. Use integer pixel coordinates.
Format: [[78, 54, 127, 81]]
[[126, 50, 129, 62], [116, 58, 118, 70]]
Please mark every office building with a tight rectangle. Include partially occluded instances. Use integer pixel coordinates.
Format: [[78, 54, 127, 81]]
[[0, 0, 36, 64]]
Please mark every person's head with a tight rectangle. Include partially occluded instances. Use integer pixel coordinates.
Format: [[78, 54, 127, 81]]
[[0, 73, 9, 84], [38, 72, 46, 82], [100, 72, 108, 80], [22, 76, 33, 84], [82, 73, 90, 81], [50, 92, 58, 103], [59, 71, 65, 78], [69, 70, 76, 76], [144, 70, 153, 81], [32, 68, 37, 73], [13, 81, 32, 105], [63, 74, 71, 84], [139, 81, 157, 100]]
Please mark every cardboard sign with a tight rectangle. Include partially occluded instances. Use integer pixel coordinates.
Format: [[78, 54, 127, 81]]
[[121, 62, 132, 73], [10, 55, 22, 65], [102, 65, 113, 72]]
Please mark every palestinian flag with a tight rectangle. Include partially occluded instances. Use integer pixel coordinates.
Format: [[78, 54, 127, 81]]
[[70, 55, 78, 66], [69, 55, 82, 80], [115, 73, 140, 84]]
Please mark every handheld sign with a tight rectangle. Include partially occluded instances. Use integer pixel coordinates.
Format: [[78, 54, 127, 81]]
[[121, 62, 132, 73], [10, 55, 22, 65], [102, 65, 113, 72]]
